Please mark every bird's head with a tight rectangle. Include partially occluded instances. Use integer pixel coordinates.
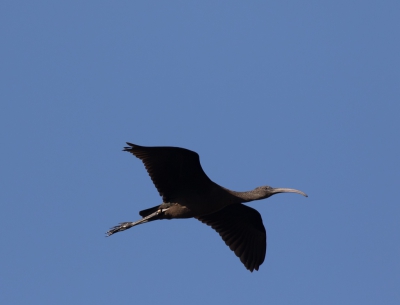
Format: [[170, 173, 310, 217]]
[[253, 185, 308, 199]]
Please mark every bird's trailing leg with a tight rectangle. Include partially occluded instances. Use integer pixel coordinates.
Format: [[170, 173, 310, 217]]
[[106, 208, 166, 236]]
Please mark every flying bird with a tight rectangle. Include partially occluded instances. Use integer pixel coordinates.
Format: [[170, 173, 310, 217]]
[[107, 143, 307, 271]]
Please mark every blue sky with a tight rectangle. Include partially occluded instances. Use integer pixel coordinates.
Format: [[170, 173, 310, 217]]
[[1, 1, 399, 304]]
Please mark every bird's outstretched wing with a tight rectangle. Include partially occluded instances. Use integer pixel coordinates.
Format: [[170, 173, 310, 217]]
[[196, 204, 266, 272], [124, 142, 213, 202]]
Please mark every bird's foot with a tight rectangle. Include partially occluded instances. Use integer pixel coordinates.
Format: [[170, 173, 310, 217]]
[[106, 209, 164, 237], [106, 222, 134, 237]]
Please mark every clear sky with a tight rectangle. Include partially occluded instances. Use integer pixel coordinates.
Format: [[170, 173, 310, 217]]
[[1, 1, 399, 304]]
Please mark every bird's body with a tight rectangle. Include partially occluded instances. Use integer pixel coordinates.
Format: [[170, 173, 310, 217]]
[[107, 143, 307, 272], [163, 185, 241, 216]]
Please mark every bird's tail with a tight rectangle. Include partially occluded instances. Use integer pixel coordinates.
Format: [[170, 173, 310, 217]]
[[139, 205, 160, 218]]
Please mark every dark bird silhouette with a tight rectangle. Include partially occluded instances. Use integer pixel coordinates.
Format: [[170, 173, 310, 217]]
[[107, 143, 307, 272]]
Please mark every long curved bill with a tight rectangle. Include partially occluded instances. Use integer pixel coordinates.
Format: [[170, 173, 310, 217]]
[[271, 187, 308, 197]]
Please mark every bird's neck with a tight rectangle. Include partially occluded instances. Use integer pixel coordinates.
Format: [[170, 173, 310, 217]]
[[224, 188, 264, 203]]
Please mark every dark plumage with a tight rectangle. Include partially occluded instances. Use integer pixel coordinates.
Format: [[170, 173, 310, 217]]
[[107, 143, 307, 272]]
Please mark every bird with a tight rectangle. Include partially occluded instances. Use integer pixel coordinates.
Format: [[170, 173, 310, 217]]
[[107, 142, 307, 272]]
